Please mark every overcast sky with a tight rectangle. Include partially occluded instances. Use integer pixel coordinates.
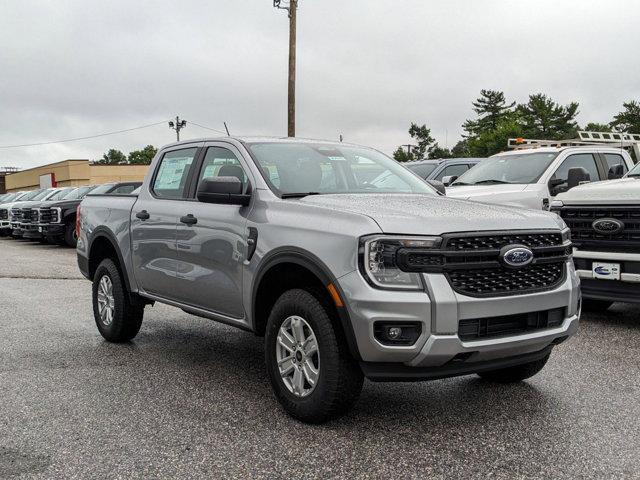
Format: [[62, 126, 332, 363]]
[[1, 0, 639, 169]]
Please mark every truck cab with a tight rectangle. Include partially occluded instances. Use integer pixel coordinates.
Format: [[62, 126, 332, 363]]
[[447, 132, 636, 210]]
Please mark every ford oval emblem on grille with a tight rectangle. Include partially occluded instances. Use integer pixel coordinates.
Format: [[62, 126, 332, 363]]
[[500, 245, 534, 268], [592, 218, 624, 235]]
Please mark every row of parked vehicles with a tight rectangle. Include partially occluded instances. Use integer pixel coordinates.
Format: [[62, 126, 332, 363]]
[[0, 182, 141, 247]]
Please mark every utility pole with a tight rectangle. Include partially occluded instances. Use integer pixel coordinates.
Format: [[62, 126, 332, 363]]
[[168, 116, 187, 141], [274, 0, 298, 137]]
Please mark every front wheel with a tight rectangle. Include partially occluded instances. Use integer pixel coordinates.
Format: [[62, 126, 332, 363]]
[[477, 354, 550, 383], [265, 289, 363, 423], [92, 258, 144, 342], [64, 222, 77, 248]]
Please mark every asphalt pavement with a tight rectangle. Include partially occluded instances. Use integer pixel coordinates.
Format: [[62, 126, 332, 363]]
[[1, 236, 639, 479]]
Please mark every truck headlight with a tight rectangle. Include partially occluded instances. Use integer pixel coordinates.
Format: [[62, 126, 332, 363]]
[[360, 235, 441, 290]]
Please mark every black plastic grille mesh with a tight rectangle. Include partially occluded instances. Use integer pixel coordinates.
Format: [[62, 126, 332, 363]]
[[446, 233, 563, 251], [0, 209, 7, 220], [558, 206, 640, 250]]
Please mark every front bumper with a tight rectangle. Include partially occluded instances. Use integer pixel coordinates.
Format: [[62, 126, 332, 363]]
[[19, 223, 42, 238], [40, 223, 65, 237], [574, 249, 640, 303], [337, 260, 580, 376], [10, 222, 23, 236]]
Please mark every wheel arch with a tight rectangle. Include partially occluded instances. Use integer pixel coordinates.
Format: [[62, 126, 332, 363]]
[[87, 228, 133, 295], [251, 247, 361, 360]]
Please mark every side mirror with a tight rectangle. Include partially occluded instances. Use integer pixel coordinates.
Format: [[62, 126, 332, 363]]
[[548, 178, 565, 190], [567, 167, 591, 190], [441, 175, 458, 187], [196, 177, 251, 206], [608, 164, 625, 179], [426, 179, 446, 195]]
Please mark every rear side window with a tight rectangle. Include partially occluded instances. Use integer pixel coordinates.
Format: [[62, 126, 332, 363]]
[[603, 153, 628, 177], [407, 163, 437, 179], [152, 148, 198, 199]]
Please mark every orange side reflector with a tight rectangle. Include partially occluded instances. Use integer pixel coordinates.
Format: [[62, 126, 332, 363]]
[[326, 283, 344, 308]]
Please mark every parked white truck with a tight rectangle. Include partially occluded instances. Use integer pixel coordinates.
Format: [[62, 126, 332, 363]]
[[446, 132, 639, 211], [551, 161, 640, 310]]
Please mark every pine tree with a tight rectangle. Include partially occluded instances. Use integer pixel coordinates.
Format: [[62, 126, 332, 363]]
[[517, 93, 579, 139], [463, 90, 515, 136], [610, 100, 640, 134]]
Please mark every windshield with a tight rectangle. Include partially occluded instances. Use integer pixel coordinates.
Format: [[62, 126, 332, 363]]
[[64, 186, 96, 200], [452, 152, 559, 186], [407, 163, 438, 179], [246, 142, 436, 196], [32, 189, 56, 201], [86, 183, 115, 195], [19, 190, 44, 201], [47, 188, 72, 201], [626, 162, 640, 177]]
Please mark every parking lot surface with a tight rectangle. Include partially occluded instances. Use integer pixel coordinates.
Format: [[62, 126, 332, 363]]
[[1, 237, 639, 479]]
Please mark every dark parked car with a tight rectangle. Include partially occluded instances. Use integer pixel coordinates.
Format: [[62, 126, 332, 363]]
[[38, 185, 98, 247], [406, 158, 483, 184], [22, 187, 75, 240], [86, 182, 142, 196]]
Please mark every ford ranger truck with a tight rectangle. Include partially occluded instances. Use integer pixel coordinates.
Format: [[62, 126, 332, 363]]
[[78, 137, 580, 423], [552, 161, 640, 310], [447, 146, 634, 210]]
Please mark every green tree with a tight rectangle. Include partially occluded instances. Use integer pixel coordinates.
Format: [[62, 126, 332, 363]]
[[393, 123, 435, 162], [463, 89, 515, 136], [128, 145, 158, 165], [610, 100, 640, 134], [427, 144, 452, 159], [583, 122, 611, 132], [517, 93, 579, 139], [97, 149, 127, 165], [466, 118, 522, 157], [451, 139, 470, 157]]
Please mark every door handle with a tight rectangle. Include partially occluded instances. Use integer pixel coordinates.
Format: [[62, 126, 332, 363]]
[[136, 210, 150, 220], [180, 214, 198, 226]]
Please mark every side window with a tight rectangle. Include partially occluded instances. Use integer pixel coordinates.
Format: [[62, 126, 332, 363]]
[[603, 153, 628, 178], [198, 147, 249, 192], [152, 148, 198, 199], [111, 184, 138, 195], [435, 164, 469, 181], [550, 153, 600, 194]]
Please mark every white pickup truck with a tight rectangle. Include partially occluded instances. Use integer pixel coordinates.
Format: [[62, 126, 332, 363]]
[[551, 162, 640, 310], [446, 133, 638, 210]]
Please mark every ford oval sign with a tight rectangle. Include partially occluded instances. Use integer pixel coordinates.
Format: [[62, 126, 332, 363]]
[[592, 218, 624, 235], [500, 245, 534, 268]]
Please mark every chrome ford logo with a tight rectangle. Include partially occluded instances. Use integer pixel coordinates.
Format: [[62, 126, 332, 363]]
[[500, 245, 534, 268], [592, 218, 624, 235]]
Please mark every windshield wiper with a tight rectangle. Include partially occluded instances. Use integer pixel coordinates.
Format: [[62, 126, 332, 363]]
[[472, 179, 514, 185], [281, 192, 321, 199]]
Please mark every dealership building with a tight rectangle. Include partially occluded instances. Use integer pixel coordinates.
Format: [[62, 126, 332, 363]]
[[4, 160, 149, 192]]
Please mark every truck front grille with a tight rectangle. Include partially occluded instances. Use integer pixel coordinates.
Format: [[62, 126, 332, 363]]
[[0, 209, 7, 220], [38, 207, 58, 224], [10, 208, 23, 222], [398, 231, 570, 297], [458, 307, 565, 341], [554, 205, 640, 251]]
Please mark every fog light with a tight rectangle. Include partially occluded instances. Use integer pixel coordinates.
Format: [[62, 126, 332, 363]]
[[387, 327, 402, 339], [374, 322, 422, 346]]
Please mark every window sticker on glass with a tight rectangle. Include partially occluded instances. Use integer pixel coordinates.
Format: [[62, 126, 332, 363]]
[[155, 157, 191, 189]]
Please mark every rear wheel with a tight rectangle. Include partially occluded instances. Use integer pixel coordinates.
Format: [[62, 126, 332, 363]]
[[64, 222, 77, 248], [92, 258, 144, 342], [478, 354, 550, 383], [582, 299, 613, 312], [265, 289, 363, 423]]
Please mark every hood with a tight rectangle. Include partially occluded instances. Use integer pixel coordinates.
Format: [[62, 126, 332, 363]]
[[42, 198, 81, 209], [446, 184, 528, 199], [556, 178, 640, 204], [298, 193, 563, 235], [8, 200, 41, 209]]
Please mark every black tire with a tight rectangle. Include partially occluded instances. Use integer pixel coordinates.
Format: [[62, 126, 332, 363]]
[[64, 222, 77, 248], [265, 288, 363, 423], [582, 299, 613, 312], [478, 354, 550, 383], [92, 258, 144, 342]]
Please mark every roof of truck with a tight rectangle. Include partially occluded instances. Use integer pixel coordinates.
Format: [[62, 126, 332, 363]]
[[494, 145, 630, 156], [163, 136, 365, 149]]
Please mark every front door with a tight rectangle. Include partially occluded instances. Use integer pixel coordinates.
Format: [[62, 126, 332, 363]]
[[174, 144, 251, 318], [131, 146, 199, 299]]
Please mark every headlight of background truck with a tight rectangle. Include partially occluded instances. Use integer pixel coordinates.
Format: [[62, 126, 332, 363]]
[[360, 235, 441, 290]]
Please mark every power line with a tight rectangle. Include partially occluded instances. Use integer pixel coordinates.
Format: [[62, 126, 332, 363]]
[[187, 121, 227, 135], [0, 120, 169, 149]]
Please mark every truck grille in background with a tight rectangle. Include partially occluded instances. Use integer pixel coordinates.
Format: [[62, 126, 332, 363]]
[[11, 208, 23, 222], [38, 207, 58, 224], [0, 209, 7, 220], [555, 206, 640, 251], [458, 307, 565, 341], [441, 231, 568, 297]]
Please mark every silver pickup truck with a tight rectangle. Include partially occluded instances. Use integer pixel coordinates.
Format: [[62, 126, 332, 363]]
[[78, 137, 580, 423]]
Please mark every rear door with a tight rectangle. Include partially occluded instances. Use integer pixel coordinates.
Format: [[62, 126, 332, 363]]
[[130, 146, 199, 300], [173, 142, 253, 318]]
